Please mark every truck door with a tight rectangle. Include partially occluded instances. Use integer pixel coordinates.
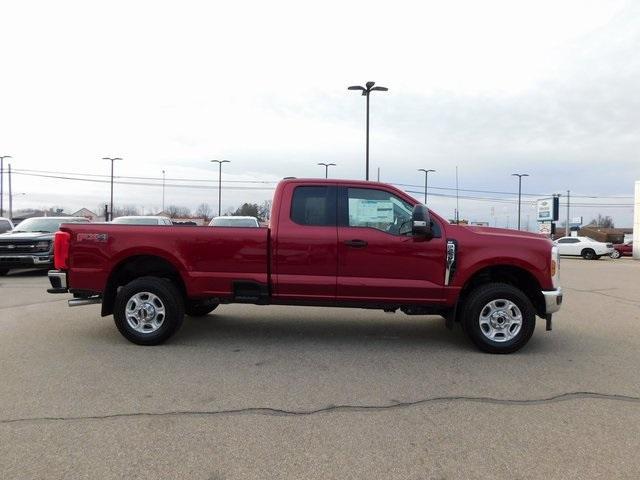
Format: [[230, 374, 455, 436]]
[[336, 186, 445, 303], [273, 184, 338, 301]]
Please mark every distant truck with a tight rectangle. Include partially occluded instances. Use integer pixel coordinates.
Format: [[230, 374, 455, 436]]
[[47, 178, 562, 353], [209, 216, 260, 227], [111, 216, 173, 225], [0, 216, 89, 275]]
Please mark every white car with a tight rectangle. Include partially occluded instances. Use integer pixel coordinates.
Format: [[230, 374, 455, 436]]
[[554, 236, 614, 260], [208, 216, 260, 227], [111, 216, 173, 225]]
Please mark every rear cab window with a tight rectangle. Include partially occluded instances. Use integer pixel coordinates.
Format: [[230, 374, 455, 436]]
[[290, 186, 336, 226]]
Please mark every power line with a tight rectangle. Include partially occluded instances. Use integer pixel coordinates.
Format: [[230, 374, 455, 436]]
[[13, 170, 633, 208], [13, 167, 634, 200], [11, 172, 276, 191], [12, 168, 277, 185]]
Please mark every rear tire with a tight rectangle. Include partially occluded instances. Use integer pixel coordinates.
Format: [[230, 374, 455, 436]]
[[582, 249, 596, 260], [610, 250, 621, 259], [113, 276, 184, 345], [460, 283, 536, 354], [0, 269, 9, 276]]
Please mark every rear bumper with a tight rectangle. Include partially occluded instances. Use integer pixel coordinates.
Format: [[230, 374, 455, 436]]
[[542, 288, 563, 314], [0, 254, 52, 269], [47, 269, 68, 294]]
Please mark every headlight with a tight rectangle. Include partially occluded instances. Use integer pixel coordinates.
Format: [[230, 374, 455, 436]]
[[35, 241, 50, 251]]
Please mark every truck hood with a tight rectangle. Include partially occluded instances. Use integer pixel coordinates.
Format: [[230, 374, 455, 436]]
[[447, 224, 550, 244], [0, 231, 54, 241]]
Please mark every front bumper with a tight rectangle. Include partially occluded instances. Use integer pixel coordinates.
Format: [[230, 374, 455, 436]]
[[0, 254, 53, 269], [542, 287, 563, 314]]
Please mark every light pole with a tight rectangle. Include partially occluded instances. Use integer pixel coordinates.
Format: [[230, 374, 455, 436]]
[[9, 191, 26, 220], [210, 159, 230, 216], [162, 170, 166, 212], [0, 155, 11, 217], [418, 169, 436, 204], [317, 162, 336, 178], [511, 173, 529, 230], [348, 81, 388, 181], [103, 157, 122, 221]]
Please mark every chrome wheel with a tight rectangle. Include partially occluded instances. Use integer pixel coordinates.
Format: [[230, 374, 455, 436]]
[[610, 250, 621, 259], [478, 299, 522, 343], [125, 291, 166, 334]]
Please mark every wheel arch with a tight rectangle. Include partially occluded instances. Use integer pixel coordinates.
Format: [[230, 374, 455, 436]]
[[101, 254, 187, 317], [456, 264, 546, 320]]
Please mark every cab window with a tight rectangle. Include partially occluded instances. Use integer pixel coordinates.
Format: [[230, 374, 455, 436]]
[[346, 188, 413, 235], [290, 186, 336, 226]]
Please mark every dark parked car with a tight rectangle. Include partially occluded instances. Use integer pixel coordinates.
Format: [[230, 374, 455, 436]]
[[611, 241, 633, 259], [0, 217, 14, 234], [0, 216, 90, 275]]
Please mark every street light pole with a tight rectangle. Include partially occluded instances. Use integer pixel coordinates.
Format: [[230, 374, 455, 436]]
[[317, 162, 336, 178], [0, 155, 11, 217], [8, 163, 12, 219], [511, 173, 529, 230], [418, 169, 436, 204], [210, 159, 230, 216], [348, 81, 388, 181], [103, 157, 122, 221], [566, 190, 570, 237], [162, 170, 166, 212]]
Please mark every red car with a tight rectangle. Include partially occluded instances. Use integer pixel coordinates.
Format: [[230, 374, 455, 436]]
[[47, 178, 562, 354], [611, 241, 633, 259]]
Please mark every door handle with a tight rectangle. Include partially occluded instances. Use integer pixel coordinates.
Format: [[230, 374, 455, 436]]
[[344, 239, 368, 248]]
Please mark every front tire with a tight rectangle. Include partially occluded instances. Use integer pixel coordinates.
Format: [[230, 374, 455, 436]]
[[0, 269, 9, 276], [113, 276, 184, 345], [610, 250, 621, 259], [582, 249, 596, 260], [461, 283, 536, 354]]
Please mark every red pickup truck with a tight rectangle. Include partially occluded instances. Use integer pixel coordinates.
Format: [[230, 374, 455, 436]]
[[48, 178, 562, 353]]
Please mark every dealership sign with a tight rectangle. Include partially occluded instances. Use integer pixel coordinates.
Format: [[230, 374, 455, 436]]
[[536, 197, 560, 222]]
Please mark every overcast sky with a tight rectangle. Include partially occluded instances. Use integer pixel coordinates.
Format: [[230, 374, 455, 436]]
[[1, 0, 638, 228]]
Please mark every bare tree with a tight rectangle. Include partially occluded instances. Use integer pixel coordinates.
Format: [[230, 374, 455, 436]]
[[165, 205, 191, 218], [113, 205, 141, 217], [195, 203, 213, 220], [588, 214, 615, 228], [257, 200, 272, 222]]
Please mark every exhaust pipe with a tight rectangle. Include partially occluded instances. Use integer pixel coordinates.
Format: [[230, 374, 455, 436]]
[[68, 297, 102, 307]]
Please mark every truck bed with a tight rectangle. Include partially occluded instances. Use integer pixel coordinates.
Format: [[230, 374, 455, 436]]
[[62, 223, 270, 298]]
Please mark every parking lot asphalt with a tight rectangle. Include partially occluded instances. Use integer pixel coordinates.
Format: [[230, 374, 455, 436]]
[[1, 258, 640, 479]]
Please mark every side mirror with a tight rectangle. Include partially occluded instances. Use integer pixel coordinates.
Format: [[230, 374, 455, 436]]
[[412, 204, 432, 238]]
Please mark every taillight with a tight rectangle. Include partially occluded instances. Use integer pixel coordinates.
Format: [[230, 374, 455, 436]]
[[54, 231, 71, 270], [551, 246, 560, 288]]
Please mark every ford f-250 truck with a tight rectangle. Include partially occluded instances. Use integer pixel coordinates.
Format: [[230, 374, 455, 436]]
[[47, 178, 562, 353]]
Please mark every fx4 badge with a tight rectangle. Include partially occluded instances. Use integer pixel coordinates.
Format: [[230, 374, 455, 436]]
[[77, 233, 108, 243]]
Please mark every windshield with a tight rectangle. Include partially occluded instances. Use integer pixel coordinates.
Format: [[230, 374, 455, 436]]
[[210, 218, 258, 227], [12, 217, 80, 233]]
